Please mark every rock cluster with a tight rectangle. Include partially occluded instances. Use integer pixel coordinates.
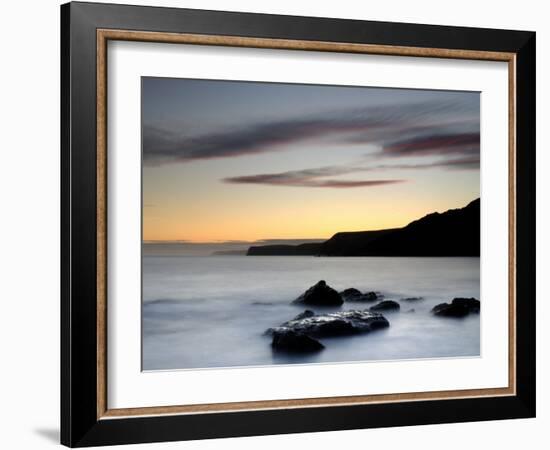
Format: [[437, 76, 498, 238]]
[[266, 280, 479, 353]]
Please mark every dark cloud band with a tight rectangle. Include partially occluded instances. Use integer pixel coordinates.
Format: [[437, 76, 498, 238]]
[[143, 98, 479, 165], [224, 173, 405, 188], [222, 154, 478, 189], [383, 132, 480, 157]]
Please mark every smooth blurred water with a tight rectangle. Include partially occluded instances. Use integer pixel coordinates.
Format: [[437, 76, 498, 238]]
[[142, 255, 480, 370]]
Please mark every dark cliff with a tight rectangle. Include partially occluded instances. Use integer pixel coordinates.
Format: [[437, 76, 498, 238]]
[[320, 198, 480, 256], [247, 199, 480, 257]]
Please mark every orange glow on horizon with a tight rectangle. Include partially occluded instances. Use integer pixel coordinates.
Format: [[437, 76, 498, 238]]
[[142, 194, 475, 242]]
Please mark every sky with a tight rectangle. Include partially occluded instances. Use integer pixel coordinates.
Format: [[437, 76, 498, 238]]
[[142, 77, 480, 243]]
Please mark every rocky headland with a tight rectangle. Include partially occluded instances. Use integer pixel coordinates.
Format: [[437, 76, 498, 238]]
[[248, 198, 480, 257]]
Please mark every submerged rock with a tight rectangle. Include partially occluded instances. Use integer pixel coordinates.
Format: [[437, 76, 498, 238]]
[[431, 298, 480, 317], [293, 280, 343, 306], [271, 330, 325, 352], [369, 300, 401, 311], [401, 297, 424, 302], [267, 309, 389, 339], [340, 288, 378, 302]]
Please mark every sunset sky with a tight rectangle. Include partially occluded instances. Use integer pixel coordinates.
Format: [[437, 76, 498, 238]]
[[142, 77, 480, 242]]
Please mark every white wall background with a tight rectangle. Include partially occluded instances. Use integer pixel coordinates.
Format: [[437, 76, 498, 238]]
[[0, 1, 545, 449]]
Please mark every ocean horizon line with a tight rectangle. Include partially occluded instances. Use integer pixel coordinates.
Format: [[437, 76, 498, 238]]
[[143, 238, 328, 245]]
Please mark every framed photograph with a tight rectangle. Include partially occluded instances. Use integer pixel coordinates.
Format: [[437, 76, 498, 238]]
[[61, 2, 536, 447]]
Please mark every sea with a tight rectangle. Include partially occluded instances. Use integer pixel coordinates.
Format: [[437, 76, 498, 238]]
[[142, 246, 480, 371]]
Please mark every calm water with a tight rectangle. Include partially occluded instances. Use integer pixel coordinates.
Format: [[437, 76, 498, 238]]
[[142, 254, 480, 370]]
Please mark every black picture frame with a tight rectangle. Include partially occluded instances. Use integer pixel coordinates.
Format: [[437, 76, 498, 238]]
[[61, 2, 536, 447]]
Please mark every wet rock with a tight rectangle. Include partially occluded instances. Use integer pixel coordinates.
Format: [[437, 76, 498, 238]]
[[340, 288, 361, 299], [271, 330, 325, 352], [369, 300, 400, 312], [432, 298, 480, 317], [267, 309, 389, 338], [293, 280, 343, 306], [401, 297, 424, 302], [340, 288, 378, 302], [452, 298, 480, 312], [292, 310, 315, 321]]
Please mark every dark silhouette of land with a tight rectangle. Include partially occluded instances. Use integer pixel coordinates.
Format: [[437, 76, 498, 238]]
[[246, 242, 323, 256], [211, 249, 248, 256], [247, 198, 480, 257]]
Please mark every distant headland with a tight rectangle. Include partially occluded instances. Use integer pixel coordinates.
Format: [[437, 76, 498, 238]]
[[247, 198, 480, 257]]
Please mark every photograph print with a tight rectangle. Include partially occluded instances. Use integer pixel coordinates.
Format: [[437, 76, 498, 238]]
[[142, 77, 481, 371]]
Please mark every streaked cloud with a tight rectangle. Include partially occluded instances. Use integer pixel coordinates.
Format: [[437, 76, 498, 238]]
[[223, 154, 479, 189], [382, 132, 479, 157], [369, 155, 480, 171], [225, 174, 404, 188], [143, 98, 479, 166], [224, 165, 405, 188]]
